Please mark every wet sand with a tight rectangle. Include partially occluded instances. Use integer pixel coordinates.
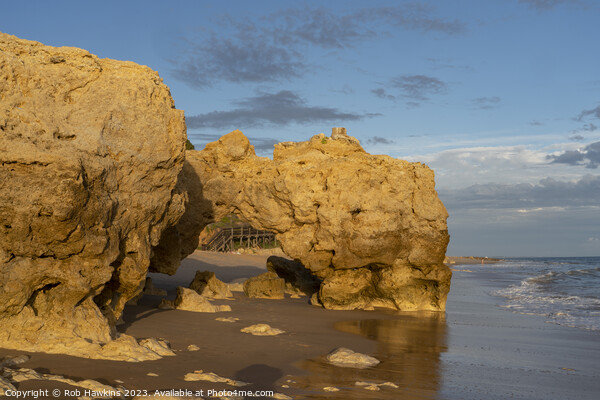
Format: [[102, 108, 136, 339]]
[[1, 251, 599, 399]]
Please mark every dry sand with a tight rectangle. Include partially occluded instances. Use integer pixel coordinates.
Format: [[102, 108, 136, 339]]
[[1, 251, 599, 399]]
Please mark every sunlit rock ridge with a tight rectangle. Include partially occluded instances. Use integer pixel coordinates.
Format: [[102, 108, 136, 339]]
[[155, 128, 451, 312]]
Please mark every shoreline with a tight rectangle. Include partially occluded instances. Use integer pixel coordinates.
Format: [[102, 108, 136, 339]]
[[1, 251, 599, 399], [445, 256, 503, 265]]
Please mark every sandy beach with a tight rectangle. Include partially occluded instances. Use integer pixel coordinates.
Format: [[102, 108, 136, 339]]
[[1, 251, 599, 400]]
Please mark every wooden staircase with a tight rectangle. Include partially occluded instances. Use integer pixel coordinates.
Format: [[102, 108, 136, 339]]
[[202, 225, 278, 252]]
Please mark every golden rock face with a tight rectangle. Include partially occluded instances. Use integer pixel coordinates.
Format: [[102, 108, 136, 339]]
[[154, 129, 451, 312], [0, 32, 186, 360], [0, 31, 449, 359]]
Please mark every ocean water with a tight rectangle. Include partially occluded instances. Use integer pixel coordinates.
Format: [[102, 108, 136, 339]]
[[460, 257, 600, 331]]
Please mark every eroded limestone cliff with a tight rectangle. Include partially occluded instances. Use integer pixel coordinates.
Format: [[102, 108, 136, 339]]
[[153, 129, 451, 311], [1, 32, 450, 360], [0, 33, 186, 359]]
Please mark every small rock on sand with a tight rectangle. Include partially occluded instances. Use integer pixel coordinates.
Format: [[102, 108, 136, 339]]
[[4, 367, 119, 395], [189, 270, 233, 299], [0, 355, 30, 369], [184, 370, 248, 387], [146, 373, 158, 377], [355, 381, 399, 390], [326, 348, 380, 368], [187, 344, 200, 351], [174, 287, 232, 313], [216, 317, 239, 323], [323, 386, 340, 392], [243, 272, 285, 299], [0, 376, 16, 396], [138, 338, 175, 357], [240, 323, 285, 336]]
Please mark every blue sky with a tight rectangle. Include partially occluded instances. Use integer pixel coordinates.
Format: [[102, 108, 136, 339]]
[[2, 0, 599, 256]]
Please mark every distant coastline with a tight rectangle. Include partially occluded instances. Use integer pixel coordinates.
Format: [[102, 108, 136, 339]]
[[445, 256, 502, 265]]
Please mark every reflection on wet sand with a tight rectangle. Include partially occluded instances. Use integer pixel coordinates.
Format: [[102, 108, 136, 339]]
[[294, 312, 447, 399]]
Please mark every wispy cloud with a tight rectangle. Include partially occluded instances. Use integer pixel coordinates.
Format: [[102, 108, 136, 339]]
[[549, 141, 600, 169], [391, 75, 447, 101], [519, 0, 583, 11], [440, 174, 600, 210], [371, 88, 396, 101], [404, 141, 597, 190], [472, 96, 501, 110], [186, 90, 378, 129], [365, 136, 395, 145], [577, 105, 600, 121], [426, 57, 472, 71], [373, 74, 447, 106], [353, 5, 465, 35], [174, 31, 306, 88], [173, 5, 465, 88]]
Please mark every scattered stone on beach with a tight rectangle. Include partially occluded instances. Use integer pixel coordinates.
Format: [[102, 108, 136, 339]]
[[155, 129, 451, 312], [0, 32, 187, 359], [323, 386, 340, 392], [266, 256, 321, 296], [187, 344, 200, 351], [174, 287, 232, 313], [0, 355, 30, 369], [355, 381, 399, 390], [4, 367, 119, 396], [243, 272, 285, 299], [240, 323, 285, 336], [326, 348, 380, 368], [0, 377, 17, 396], [216, 317, 239, 323], [95, 334, 167, 362], [138, 338, 175, 357], [189, 271, 233, 299], [146, 373, 158, 377], [183, 370, 248, 387]]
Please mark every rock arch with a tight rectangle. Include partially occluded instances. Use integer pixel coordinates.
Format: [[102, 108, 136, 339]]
[[151, 129, 451, 312]]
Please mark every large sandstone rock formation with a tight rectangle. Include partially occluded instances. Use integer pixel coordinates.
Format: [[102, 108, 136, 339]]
[[0, 33, 186, 359], [154, 129, 451, 311]]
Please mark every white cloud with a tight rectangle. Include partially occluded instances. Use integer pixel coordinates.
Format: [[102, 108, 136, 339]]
[[397, 139, 600, 189]]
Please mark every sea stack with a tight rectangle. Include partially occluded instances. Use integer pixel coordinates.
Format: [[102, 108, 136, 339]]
[[153, 129, 451, 311]]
